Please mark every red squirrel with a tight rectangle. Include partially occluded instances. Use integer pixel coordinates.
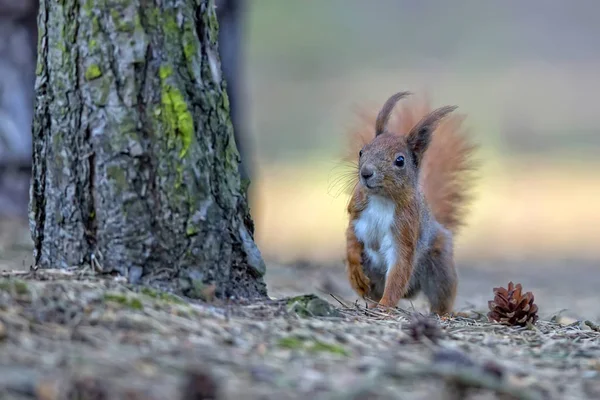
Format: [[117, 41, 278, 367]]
[[344, 91, 476, 315]]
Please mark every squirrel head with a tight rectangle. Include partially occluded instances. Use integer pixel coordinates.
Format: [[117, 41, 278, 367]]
[[358, 91, 457, 200]]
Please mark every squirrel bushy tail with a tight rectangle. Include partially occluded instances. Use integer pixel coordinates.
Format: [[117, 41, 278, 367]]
[[345, 96, 477, 234]]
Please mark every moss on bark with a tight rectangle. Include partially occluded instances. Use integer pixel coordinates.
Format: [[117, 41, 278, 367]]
[[30, 0, 267, 299]]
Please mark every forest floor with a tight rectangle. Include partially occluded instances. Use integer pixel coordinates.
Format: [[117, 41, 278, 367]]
[[0, 219, 599, 399]]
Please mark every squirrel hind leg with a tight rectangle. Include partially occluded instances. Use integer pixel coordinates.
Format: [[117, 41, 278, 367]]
[[363, 265, 386, 303], [419, 233, 458, 316]]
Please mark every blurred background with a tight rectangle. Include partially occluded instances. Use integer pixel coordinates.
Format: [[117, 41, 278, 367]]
[[0, 0, 598, 319]]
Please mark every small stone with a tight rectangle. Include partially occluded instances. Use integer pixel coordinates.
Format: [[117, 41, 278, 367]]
[[286, 294, 340, 318], [307, 297, 339, 317]]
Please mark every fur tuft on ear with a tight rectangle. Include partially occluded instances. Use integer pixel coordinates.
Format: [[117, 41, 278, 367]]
[[375, 91, 412, 136], [406, 105, 457, 167]]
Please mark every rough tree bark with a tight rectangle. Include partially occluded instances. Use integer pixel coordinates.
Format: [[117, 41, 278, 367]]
[[30, 0, 267, 299]]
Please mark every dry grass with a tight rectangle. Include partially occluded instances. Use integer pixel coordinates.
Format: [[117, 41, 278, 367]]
[[253, 157, 600, 264]]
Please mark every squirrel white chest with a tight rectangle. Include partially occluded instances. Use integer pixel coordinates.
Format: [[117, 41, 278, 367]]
[[353, 196, 398, 275]]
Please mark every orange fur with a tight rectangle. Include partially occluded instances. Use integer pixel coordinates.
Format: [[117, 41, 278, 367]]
[[345, 96, 476, 235], [342, 92, 476, 314], [346, 189, 370, 297], [346, 225, 369, 297], [378, 203, 419, 307]]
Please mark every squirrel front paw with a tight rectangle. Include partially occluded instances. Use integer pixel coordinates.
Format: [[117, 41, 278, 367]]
[[348, 265, 371, 298]]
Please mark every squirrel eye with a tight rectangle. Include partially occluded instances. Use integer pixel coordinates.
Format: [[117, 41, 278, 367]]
[[395, 155, 405, 168], [359, 149, 363, 158]]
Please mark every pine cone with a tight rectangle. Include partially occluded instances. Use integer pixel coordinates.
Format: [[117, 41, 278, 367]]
[[404, 314, 444, 343], [487, 281, 539, 326]]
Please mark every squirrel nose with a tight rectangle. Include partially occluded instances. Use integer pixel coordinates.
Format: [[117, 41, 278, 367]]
[[361, 165, 375, 179]]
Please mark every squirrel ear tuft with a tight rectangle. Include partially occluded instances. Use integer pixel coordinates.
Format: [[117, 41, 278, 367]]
[[375, 91, 412, 136], [406, 105, 457, 167]]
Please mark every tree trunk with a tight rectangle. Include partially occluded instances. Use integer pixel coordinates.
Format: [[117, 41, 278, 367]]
[[30, 0, 267, 300]]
